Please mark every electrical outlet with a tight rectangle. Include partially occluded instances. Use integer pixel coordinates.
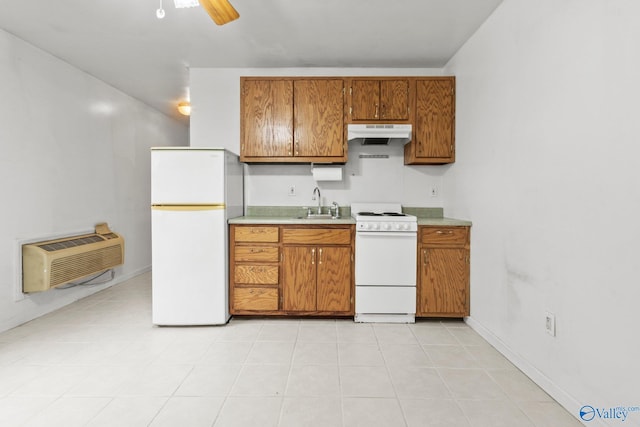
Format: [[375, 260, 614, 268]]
[[288, 185, 296, 196], [430, 185, 438, 197], [545, 312, 556, 336]]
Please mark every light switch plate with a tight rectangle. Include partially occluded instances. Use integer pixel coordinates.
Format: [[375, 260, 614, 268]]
[[545, 312, 556, 336]]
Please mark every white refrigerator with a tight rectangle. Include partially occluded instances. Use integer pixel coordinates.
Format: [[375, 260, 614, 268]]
[[151, 147, 243, 325]]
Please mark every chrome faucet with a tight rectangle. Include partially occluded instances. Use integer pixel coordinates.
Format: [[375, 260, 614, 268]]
[[312, 186, 322, 214]]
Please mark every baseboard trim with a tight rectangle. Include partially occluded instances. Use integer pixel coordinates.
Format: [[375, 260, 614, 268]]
[[1, 266, 151, 334], [465, 316, 596, 426]]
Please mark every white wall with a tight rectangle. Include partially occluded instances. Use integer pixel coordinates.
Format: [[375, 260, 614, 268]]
[[190, 68, 448, 209], [445, 0, 640, 423], [0, 29, 188, 333]]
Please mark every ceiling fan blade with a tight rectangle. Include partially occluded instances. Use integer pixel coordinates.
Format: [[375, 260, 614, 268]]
[[198, 0, 239, 25]]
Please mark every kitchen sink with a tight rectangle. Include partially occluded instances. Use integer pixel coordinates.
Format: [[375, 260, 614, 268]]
[[296, 214, 336, 220]]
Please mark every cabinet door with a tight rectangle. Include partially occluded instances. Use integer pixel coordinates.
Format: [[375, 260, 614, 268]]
[[294, 80, 344, 157], [350, 80, 380, 120], [282, 246, 317, 311], [350, 79, 409, 121], [316, 246, 351, 312], [380, 80, 409, 120], [415, 79, 455, 159], [241, 79, 293, 157], [419, 248, 468, 316]]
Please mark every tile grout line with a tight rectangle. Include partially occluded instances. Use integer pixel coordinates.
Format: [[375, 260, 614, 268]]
[[213, 321, 264, 427], [277, 321, 301, 427]]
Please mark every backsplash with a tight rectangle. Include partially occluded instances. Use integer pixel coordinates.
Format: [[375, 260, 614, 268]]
[[244, 142, 446, 208], [246, 205, 352, 218], [244, 206, 444, 219], [402, 207, 444, 218]]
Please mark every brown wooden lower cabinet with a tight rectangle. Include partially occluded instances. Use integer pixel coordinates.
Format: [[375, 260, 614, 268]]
[[282, 245, 351, 313], [230, 224, 354, 316], [417, 226, 470, 317], [230, 223, 468, 317]]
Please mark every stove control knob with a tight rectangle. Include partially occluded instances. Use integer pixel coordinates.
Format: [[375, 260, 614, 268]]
[[382, 223, 390, 230], [371, 223, 379, 230]]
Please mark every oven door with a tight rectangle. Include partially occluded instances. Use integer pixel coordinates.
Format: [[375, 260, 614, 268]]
[[355, 231, 417, 287]]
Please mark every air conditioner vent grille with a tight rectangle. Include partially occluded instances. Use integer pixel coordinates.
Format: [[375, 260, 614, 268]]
[[22, 229, 124, 293], [50, 246, 123, 287], [38, 235, 104, 252]]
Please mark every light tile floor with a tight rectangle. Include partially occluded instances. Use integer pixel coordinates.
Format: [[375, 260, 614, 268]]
[[0, 272, 583, 427]]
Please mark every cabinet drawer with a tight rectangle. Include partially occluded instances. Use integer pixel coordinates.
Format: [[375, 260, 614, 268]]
[[235, 226, 279, 243], [421, 227, 468, 246], [234, 265, 279, 284], [282, 228, 351, 245], [235, 246, 279, 262], [233, 287, 278, 311]]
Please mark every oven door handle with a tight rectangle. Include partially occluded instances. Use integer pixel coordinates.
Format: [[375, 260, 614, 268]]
[[356, 231, 417, 238]]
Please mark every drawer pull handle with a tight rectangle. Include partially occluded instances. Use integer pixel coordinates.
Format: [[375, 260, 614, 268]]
[[250, 249, 265, 253], [436, 230, 454, 235]]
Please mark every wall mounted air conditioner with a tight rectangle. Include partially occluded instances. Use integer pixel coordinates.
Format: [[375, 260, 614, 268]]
[[22, 223, 124, 293]]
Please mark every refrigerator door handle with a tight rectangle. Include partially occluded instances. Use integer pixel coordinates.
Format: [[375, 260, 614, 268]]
[[152, 204, 226, 211]]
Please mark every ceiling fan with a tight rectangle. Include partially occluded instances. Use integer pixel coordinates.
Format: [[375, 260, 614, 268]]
[[157, 0, 239, 25]]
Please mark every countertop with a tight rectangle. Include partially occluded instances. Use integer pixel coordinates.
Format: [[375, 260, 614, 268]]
[[228, 216, 355, 225], [416, 217, 472, 226], [228, 206, 472, 227]]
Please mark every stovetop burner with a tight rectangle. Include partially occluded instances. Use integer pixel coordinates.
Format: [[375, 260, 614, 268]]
[[357, 212, 407, 217], [351, 204, 417, 229]]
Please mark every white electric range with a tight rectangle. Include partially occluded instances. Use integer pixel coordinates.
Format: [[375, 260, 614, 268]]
[[351, 203, 417, 323]]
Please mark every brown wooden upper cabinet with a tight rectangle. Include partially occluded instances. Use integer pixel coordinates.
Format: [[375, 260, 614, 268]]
[[240, 79, 293, 159], [404, 77, 456, 165], [240, 77, 346, 163], [347, 78, 411, 122]]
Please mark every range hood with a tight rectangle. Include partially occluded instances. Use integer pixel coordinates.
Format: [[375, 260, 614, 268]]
[[347, 124, 412, 145]]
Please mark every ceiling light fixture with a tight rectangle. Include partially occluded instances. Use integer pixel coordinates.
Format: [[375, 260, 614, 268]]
[[156, 0, 166, 19], [177, 101, 191, 116], [198, 0, 239, 25]]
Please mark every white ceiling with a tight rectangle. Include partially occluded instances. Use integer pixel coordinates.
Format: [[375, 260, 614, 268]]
[[0, 0, 503, 123]]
